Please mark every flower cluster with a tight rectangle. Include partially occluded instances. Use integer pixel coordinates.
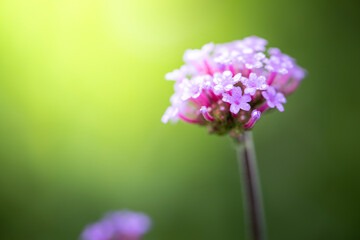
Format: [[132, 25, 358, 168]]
[[162, 36, 306, 136], [81, 210, 151, 240]]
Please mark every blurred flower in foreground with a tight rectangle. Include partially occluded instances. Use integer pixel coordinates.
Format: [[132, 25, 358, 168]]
[[81, 210, 151, 240], [162, 36, 306, 137]]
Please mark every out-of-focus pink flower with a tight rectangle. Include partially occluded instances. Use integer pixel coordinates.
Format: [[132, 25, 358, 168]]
[[261, 86, 287, 112], [81, 210, 151, 240], [222, 87, 251, 114], [213, 71, 240, 95], [241, 73, 268, 96]]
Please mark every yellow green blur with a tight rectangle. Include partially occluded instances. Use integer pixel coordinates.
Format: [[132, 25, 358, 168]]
[[0, 0, 358, 239]]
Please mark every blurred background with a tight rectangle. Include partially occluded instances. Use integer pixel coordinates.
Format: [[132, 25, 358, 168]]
[[0, 0, 359, 239]]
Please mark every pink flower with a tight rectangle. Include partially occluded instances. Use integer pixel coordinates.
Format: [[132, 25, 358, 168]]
[[81, 210, 151, 240], [241, 73, 268, 96], [262, 86, 287, 112], [213, 71, 241, 95], [165, 65, 197, 81], [264, 48, 294, 75], [235, 36, 268, 52], [222, 87, 251, 114], [238, 52, 266, 70]]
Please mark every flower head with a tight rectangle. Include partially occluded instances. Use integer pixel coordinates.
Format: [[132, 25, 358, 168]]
[[81, 210, 151, 240], [162, 36, 306, 136]]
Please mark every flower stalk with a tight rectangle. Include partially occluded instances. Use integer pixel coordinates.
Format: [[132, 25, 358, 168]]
[[234, 131, 267, 240]]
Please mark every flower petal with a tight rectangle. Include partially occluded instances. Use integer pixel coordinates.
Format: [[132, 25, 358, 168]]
[[276, 103, 284, 112], [230, 104, 241, 114], [239, 102, 251, 111]]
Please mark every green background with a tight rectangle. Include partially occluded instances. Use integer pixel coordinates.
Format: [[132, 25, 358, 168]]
[[0, 0, 359, 239]]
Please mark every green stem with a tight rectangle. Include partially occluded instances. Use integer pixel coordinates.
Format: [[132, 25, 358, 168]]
[[234, 131, 267, 240]]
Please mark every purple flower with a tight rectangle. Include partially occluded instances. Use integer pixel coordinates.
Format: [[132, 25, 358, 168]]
[[183, 42, 214, 64], [235, 36, 268, 52], [81, 210, 151, 240], [177, 76, 204, 101], [241, 73, 268, 95], [238, 52, 266, 69], [165, 65, 197, 81], [81, 222, 114, 240], [161, 106, 179, 123], [291, 65, 307, 81], [222, 87, 251, 114], [267, 47, 282, 56], [262, 86, 287, 112], [108, 211, 151, 237], [264, 48, 294, 74], [213, 71, 240, 95], [213, 46, 239, 65]]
